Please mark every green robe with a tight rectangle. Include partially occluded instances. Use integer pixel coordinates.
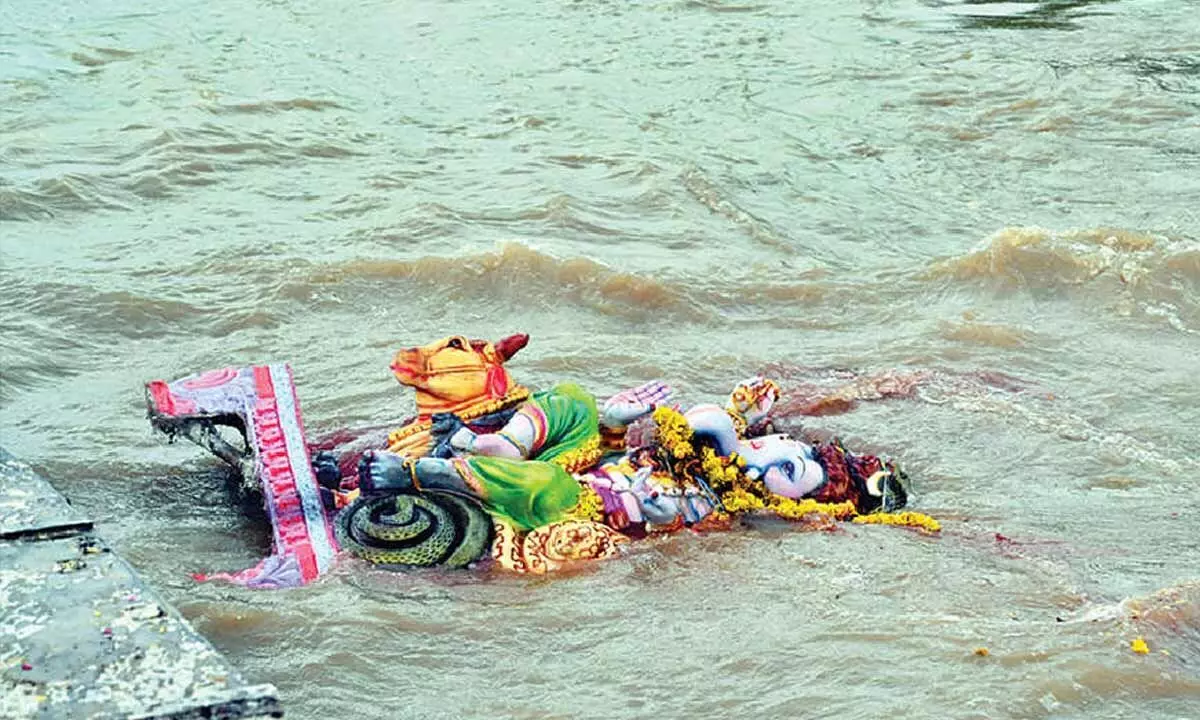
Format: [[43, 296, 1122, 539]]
[[465, 383, 598, 530]]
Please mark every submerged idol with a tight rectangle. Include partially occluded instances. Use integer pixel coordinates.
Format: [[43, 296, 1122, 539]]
[[146, 332, 926, 588]]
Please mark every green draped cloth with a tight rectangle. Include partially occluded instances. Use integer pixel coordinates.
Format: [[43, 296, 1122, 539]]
[[465, 383, 598, 530]]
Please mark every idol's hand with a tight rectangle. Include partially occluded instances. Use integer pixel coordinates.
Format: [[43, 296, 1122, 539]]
[[602, 380, 673, 428]]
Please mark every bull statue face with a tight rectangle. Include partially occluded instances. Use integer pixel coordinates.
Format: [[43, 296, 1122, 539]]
[[390, 333, 528, 418]]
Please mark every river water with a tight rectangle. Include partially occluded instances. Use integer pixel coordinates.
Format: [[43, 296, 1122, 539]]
[[2, 0, 1199, 717]]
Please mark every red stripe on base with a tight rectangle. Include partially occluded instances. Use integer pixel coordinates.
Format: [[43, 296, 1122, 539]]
[[249, 364, 322, 583], [253, 366, 275, 399]]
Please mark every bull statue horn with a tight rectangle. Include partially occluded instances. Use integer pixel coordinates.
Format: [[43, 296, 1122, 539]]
[[494, 333, 530, 362]]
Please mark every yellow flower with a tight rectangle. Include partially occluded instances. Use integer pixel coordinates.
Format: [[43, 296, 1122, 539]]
[[671, 441, 694, 459], [1130, 637, 1150, 655], [698, 445, 748, 493], [552, 435, 603, 473], [851, 511, 941, 533], [652, 406, 698, 462], [652, 407, 692, 439], [768, 497, 857, 521], [565, 483, 606, 523], [720, 488, 765, 513]]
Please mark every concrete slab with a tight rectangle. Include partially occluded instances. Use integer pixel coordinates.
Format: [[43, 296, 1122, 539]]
[[0, 447, 282, 719], [0, 449, 92, 541]]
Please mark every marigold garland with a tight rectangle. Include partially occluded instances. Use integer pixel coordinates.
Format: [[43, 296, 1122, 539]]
[[565, 483, 606, 523], [851, 511, 941, 533], [651, 406, 694, 459], [700, 446, 743, 491], [551, 435, 603, 474], [768, 497, 857, 521], [720, 487, 765, 513]]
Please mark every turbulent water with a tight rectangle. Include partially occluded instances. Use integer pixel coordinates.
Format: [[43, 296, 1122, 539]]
[[3, 0, 1199, 717]]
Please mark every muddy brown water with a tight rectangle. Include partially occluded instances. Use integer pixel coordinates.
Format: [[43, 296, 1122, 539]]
[[2, 0, 1199, 718]]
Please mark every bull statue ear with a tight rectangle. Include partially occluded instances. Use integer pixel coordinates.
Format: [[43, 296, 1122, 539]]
[[486, 364, 509, 398], [494, 333, 529, 362], [745, 467, 762, 481], [475, 342, 499, 364]]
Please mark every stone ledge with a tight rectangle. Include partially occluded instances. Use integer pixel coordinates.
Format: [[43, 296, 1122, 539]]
[[0, 447, 282, 719], [0, 448, 93, 541]]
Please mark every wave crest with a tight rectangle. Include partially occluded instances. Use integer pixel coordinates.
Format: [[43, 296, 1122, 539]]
[[297, 242, 706, 322], [926, 227, 1200, 334], [927, 227, 1163, 285]]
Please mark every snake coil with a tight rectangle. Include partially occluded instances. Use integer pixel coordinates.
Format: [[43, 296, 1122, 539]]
[[335, 491, 493, 568]]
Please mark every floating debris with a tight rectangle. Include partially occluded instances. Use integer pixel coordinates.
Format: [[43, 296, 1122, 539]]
[[55, 558, 87, 573]]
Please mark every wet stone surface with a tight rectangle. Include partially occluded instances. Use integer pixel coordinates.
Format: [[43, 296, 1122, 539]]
[[0, 448, 281, 719], [0, 449, 92, 540]]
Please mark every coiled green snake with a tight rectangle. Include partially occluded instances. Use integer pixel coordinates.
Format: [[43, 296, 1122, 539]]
[[334, 491, 493, 568]]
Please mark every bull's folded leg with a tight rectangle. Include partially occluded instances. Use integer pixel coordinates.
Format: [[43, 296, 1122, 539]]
[[358, 451, 482, 500], [145, 364, 339, 588]]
